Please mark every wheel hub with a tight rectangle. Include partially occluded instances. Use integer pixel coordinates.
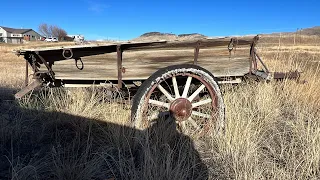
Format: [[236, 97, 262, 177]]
[[170, 98, 192, 122]]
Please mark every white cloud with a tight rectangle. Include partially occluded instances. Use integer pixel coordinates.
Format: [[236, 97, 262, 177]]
[[87, 1, 109, 13]]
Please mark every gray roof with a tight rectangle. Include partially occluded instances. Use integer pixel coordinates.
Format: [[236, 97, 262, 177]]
[[0, 26, 32, 34]]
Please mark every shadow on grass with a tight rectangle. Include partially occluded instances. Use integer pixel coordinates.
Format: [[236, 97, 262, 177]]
[[0, 87, 208, 180]]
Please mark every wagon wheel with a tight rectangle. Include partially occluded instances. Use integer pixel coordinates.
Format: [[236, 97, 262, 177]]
[[131, 64, 225, 137]]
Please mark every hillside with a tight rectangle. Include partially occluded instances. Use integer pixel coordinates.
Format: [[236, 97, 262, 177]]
[[299, 26, 320, 36], [132, 32, 207, 41], [133, 26, 320, 42]]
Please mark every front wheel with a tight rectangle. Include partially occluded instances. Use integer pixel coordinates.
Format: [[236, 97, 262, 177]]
[[131, 64, 225, 137]]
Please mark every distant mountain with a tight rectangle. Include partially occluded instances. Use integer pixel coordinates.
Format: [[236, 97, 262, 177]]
[[299, 26, 320, 36], [133, 27, 319, 42], [267, 26, 320, 36], [178, 33, 206, 38], [133, 32, 207, 42], [140, 32, 175, 37]]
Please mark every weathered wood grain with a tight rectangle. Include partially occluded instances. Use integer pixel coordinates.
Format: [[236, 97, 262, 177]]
[[17, 37, 254, 63], [51, 48, 250, 80]]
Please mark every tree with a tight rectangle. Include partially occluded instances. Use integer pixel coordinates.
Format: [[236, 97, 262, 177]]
[[38, 23, 51, 37], [50, 25, 67, 41], [38, 23, 67, 41]]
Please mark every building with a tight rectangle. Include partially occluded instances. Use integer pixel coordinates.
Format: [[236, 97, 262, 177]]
[[66, 34, 85, 43], [0, 26, 42, 44]]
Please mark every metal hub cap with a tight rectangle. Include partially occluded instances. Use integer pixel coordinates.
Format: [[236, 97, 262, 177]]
[[170, 98, 192, 121]]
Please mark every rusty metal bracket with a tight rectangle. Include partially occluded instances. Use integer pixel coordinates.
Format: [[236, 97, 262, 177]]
[[23, 53, 39, 87], [117, 45, 123, 89], [228, 38, 238, 58], [193, 41, 200, 65], [249, 35, 260, 73], [31, 54, 38, 73], [249, 35, 269, 75], [254, 50, 269, 73], [273, 71, 301, 80], [25, 60, 29, 87], [122, 67, 126, 73], [35, 52, 55, 80]]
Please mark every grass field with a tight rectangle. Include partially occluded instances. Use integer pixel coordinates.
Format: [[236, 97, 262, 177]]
[[0, 36, 320, 179]]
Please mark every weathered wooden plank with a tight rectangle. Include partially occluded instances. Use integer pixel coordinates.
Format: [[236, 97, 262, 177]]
[[51, 49, 250, 81], [17, 37, 254, 63]]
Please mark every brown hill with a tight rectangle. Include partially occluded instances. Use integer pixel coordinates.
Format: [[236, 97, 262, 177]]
[[299, 26, 320, 36], [267, 26, 320, 36], [140, 32, 175, 37], [132, 26, 320, 42], [133, 32, 207, 42]]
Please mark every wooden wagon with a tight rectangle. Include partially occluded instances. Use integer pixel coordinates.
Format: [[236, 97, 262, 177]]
[[14, 35, 299, 134]]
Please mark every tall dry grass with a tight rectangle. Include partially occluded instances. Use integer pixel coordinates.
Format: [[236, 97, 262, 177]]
[[260, 34, 320, 46], [0, 39, 320, 179]]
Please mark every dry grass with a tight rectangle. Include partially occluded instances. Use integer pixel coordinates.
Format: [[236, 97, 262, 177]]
[[260, 34, 320, 46], [0, 39, 320, 179]]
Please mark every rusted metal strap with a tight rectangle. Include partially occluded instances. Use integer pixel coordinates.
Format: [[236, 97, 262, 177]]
[[193, 41, 200, 65], [228, 38, 238, 58], [249, 35, 260, 73], [25, 61, 29, 87], [35, 52, 55, 80], [117, 45, 123, 89], [273, 71, 300, 80], [75, 58, 84, 70], [31, 54, 37, 73], [254, 50, 269, 73]]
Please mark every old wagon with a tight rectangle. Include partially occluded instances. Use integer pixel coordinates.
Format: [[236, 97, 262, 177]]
[[13, 35, 299, 134]]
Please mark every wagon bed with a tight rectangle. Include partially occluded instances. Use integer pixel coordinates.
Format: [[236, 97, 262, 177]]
[[16, 37, 254, 84], [52, 49, 250, 81], [14, 35, 298, 98]]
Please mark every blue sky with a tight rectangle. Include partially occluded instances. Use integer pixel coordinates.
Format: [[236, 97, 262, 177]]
[[0, 0, 319, 40]]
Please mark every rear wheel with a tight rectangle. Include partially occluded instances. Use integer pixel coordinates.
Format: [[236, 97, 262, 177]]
[[131, 64, 225, 136]]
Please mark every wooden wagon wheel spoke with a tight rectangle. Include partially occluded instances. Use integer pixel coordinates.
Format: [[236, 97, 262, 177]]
[[188, 84, 206, 102], [182, 76, 192, 98], [187, 117, 201, 130], [148, 99, 170, 109], [192, 99, 213, 108], [172, 76, 180, 98], [157, 84, 175, 102], [148, 111, 170, 121], [192, 111, 212, 119], [178, 121, 187, 132]]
